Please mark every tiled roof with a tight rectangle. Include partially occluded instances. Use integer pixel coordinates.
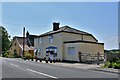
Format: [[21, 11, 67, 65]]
[[13, 36, 34, 51], [19, 45, 34, 51], [37, 26, 98, 42], [38, 26, 91, 37]]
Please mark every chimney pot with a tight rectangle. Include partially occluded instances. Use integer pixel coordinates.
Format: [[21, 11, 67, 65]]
[[53, 22, 60, 31]]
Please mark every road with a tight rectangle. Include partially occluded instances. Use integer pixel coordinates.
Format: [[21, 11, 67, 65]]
[[1, 58, 118, 79]]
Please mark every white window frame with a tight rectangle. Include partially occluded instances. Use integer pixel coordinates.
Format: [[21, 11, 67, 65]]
[[39, 38, 42, 44], [49, 35, 53, 43]]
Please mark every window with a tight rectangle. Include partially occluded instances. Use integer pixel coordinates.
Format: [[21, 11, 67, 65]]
[[39, 38, 42, 44], [34, 39, 37, 46], [68, 47, 75, 55], [37, 38, 39, 44], [49, 35, 53, 43]]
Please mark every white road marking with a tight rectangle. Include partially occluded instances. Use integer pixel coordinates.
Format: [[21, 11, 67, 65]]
[[10, 64, 20, 68], [26, 68, 58, 79]]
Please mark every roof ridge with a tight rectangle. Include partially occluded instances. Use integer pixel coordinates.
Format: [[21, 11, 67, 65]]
[[62, 26, 68, 31], [37, 25, 92, 37], [62, 25, 90, 34]]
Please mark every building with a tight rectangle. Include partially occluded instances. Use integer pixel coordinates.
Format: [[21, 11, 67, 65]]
[[34, 22, 104, 62], [9, 32, 37, 57]]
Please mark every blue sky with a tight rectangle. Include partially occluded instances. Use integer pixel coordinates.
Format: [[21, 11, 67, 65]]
[[1, 2, 118, 50]]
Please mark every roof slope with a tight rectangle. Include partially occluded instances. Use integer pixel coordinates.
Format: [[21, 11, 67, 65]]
[[38, 26, 98, 42], [39, 26, 90, 37], [13, 36, 34, 51]]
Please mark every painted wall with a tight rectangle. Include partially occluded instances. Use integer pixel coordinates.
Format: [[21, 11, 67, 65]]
[[64, 42, 104, 61], [34, 32, 103, 61], [83, 35, 97, 42], [62, 32, 97, 42], [9, 38, 22, 56], [34, 33, 63, 60]]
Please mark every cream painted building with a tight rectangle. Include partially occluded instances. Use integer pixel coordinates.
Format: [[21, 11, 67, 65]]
[[34, 22, 104, 62]]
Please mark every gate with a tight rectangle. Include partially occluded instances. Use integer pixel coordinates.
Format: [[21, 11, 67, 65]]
[[79, 52, 104, 64]]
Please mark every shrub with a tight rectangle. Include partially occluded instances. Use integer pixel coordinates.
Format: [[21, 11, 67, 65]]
[[105, 61, 110, 67], [7, 53, 14, 58], [3, 51, 9, 57], [24, 52, 32, 60], [112, 58, 119, 63], [117, 59, 120, 63], [113, 62, 117, 69], [108, 63, 113, 68], [113, 63, 120, 69], [105, 58, 120, 69]]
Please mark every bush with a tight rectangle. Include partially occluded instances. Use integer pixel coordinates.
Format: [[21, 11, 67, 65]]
[[108, 62, 113, 68], [3, 51, 9, 57], [105, 61, 110, 67], [117, 59, 120, 63], [7, 53, 14, 58], [24, 52, 33, 60], [113, 63, 120, 69], [105, 58, 120, 69], [113, 63, 117, 69], [111, 58, 119, 63]]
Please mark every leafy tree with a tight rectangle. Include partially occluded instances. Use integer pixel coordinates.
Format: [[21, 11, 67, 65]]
[[2, 27, 11, 52]]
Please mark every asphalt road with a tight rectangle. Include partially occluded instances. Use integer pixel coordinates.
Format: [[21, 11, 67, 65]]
[[1, 58, 118, 79]]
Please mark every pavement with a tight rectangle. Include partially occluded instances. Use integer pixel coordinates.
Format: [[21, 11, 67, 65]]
[[1, 58, 118, 79], [16, 58, 120, 74], [50, 62, 119, 74]]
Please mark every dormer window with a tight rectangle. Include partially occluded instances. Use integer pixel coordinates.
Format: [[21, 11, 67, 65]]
[[49, 35, 53, 43]]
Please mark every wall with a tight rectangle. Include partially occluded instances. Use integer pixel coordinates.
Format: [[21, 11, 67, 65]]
[[9, 38, 22, 56], [64, 42, 104, 61], [83, 35, 97, 42], [34, 33, 63, 60], [62, 32, 97, 42], [62, 32, 82, 41]]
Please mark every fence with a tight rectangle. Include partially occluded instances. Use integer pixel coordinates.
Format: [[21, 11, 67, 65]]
[[105, 53, 120, 61], [79, 52, 120, 64], [78, 52, 104, 64]]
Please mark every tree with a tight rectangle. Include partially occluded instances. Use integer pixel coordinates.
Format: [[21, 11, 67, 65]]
[[2, 27, 11, 52]]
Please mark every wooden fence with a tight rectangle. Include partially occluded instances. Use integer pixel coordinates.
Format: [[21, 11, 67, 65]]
[[78, 52, 104, 64], [104, 53, 120, 61], [78, 52, 120, 64]]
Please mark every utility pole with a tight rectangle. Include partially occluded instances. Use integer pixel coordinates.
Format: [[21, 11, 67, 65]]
[[97, 52, 100, 65], [23, 27, 25, 57]]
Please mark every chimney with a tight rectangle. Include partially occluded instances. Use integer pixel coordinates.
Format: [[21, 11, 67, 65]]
[[53, 22, 60, 31], [26, 31, 29, 38]]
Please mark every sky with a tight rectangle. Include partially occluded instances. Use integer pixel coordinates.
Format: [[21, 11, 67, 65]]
[[1, 2, 119, 50]]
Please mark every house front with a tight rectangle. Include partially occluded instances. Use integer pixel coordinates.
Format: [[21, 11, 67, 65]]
[[9, 32, 36, 57], [34, 22, 104, 62]]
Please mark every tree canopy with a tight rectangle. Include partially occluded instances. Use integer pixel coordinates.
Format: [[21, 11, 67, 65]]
[[2, 27, 11, 52]]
